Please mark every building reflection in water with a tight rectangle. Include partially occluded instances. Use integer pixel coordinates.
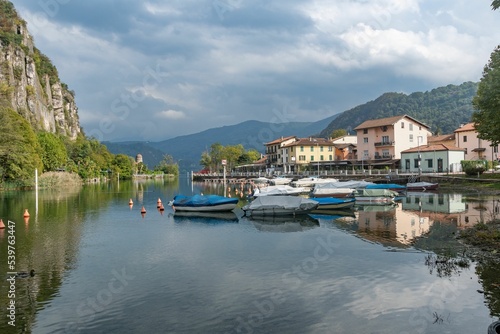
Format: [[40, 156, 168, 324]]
[[339, 193, 499, 247]]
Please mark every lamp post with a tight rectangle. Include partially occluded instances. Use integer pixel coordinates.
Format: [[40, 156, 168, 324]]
[[417, 136, 423, 176]]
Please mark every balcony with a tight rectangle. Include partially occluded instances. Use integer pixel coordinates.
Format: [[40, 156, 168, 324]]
[[374, 141, 395, 147], [374, 154, 394, 160]]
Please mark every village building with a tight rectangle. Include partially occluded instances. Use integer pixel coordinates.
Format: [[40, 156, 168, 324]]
[[264, 136, 297, 172], [454, 123, 500, 162], [400, 143, 465, 174], [354, 115, 433, 170], [281, 137, 337, 174]]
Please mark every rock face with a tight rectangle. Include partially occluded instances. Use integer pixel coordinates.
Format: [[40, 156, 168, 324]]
[[0, 0, 81, 140]]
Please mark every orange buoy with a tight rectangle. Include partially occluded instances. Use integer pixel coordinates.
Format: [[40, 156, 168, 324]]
[[23, 209, 30, 218], [140, 206, 146, 214], [159, 204, 165, 211], [0, 219, 5, 229], [157, 198, 162, 208], [129, 198, 133, 205]]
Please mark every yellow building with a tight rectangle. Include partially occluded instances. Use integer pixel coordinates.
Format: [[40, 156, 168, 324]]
[[282, 137, 336, 173]]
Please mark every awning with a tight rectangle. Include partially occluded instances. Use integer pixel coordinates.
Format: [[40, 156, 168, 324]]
[[471, 147, 486, 152], [370, 159, 400, 166]]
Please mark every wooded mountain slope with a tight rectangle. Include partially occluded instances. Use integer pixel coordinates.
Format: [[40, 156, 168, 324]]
[[319, 82, 478, 137]]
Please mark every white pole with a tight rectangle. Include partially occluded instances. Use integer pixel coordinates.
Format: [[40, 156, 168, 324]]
[[35, 168, 38, 216], [223, 165, 226, 195]]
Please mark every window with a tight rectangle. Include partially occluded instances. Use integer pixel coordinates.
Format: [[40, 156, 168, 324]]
[[382, 126, 387, 132], [414, 159, 419, 168], [329, 155, 333, 160], [382, 149, 389, 158], [464, 148, 468, 154], [427, 159, 433, 168], [299, 155, 306, 161], [320, 155, 324, 161], [409, 124, 413, 131], [311, 156, 314, 161], [363, 150, 369, 159], [382, 135, 389, 144], [401, 122, 405, 128], [291, 147, 294, 152], [363, 137, 368, 143], [409, 134, 413, 142], [320, 146, 324, 152], [363, 129, 368, 134], [300, 146, 304, 152], [328, 146, 333, 152], [463, 135, 467, 142], [311, 146, 314, 152], [494, 146, 498, 153]]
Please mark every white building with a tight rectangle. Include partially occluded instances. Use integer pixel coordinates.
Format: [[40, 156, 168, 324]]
[[400, 143, 465, 173]]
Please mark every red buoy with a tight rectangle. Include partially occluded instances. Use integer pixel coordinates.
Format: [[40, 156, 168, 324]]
[[0, 219, 5, 229], [23, 209, 30, 218], [140, 206, 146, 214]]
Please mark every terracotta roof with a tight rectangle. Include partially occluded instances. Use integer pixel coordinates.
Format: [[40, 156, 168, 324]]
[[401, 143, 464, 153], [354, 114, 430, 130], [454, 122, 475, 133], [428, 134, 455, 143], [265, 136, 296, 145], [282, 137, 333, 147]]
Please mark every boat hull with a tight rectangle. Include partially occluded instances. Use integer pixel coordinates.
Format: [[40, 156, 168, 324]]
[[170, 194, 238, 212]]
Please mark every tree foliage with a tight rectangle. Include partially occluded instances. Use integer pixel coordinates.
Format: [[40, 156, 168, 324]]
[[37, 132, 67, 172], [492, 0, 500, 10], [200, 143, 262, 172], [320, 82, 478, 138], [472, 46, 500, 146], [154, 154, 179, 176], [0, 107, 43, 186], [330, 129, 348, 139]]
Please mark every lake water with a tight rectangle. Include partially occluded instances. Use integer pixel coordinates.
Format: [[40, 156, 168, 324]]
[[1, 177, 499, 334]]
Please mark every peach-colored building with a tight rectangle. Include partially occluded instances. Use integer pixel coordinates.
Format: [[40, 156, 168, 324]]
[[354, 115, 433, 168], [454, 123, 500, 161], [331, 135, 357, 161]]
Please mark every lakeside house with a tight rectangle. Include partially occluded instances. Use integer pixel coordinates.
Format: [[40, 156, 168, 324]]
[[400, 143, 465, 173], [455, 122, 500, 162]]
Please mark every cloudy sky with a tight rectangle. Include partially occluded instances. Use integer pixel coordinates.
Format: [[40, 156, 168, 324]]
[[13, 0, 500, 142]]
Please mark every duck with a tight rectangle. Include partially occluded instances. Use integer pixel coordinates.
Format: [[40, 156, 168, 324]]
[[15, 269, 35, 279]]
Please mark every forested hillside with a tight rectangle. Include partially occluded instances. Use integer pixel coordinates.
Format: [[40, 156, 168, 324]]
[[320, 82, 478, 137]]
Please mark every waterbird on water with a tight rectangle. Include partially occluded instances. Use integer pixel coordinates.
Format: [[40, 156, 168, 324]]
[[15, 269, 35, 279]]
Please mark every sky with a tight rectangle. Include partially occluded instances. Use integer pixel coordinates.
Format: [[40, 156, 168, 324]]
[[12, 0, 500, 142]]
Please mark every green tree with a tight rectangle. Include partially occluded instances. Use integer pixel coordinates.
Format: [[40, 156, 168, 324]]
[[493, 0, 500, 10], [238, 149, 261, 164], [37, 132, 68, 172], [199, 151, 212, 171], [209, 143, 224, 171], [472, 45, 500, 146], [154, 154, 179, 176], [330, 129, 348, 139], [223, 144, 245, 170], [0, 107, 43, 185], [111, 154, 134, 179]]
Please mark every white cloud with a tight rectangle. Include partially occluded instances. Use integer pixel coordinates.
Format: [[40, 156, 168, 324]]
[[156, 109, 187, 120]]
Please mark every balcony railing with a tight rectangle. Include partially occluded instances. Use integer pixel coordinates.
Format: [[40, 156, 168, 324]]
[[374, 154, 395, 160], [374, 141, 395, 147]]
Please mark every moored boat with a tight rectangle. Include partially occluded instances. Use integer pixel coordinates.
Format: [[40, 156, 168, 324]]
[[366, 183, 406, 193], [169, 194, 238, 212], [310, 197, 356, 210], [242, 196, 319, 216], [269, 176, 293, 185], [290, 177, 339, 188], [252, 185, 307, 197]]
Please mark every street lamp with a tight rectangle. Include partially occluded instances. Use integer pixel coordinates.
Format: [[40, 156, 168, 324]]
[[417, 136, 423, 176]]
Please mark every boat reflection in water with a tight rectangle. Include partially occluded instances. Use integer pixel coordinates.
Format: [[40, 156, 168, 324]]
[[248, 214, 320, 232], [172, 210, 239, 223]]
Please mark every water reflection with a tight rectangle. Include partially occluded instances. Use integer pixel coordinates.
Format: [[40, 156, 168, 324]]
[[248, 215, 320, 233], [172, 211, 239, 223], [1, 181, 499, 333]]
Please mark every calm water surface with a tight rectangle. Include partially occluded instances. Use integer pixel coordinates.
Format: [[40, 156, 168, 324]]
[[0, 177, 499, 334]]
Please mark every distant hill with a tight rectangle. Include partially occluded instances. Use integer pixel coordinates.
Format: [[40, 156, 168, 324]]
[[106, 115, 340, 170], [319, 82, 478, 137]]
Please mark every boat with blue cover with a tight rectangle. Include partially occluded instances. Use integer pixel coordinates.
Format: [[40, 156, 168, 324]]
[[169, 194, 238, 212]]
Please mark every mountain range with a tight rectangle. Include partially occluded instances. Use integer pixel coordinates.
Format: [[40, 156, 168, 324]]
[[105, 81, 478, 171]]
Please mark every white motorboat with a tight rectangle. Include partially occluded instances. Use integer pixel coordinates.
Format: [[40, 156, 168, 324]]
[[252, 185, 307, 197]]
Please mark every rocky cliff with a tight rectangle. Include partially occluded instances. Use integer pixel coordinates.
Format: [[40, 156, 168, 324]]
[[0, 0, 81, 139]]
